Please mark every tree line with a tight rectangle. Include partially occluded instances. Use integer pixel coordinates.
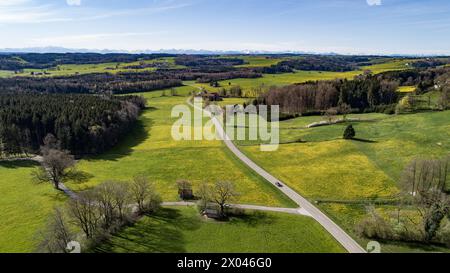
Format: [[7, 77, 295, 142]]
[[259, 75, 399, 115], [0, 72, 183, 95], [258, 55, 386, 74], [174, 55, 245, 67], [357, 155, 450, 247], [0, 53, 176, 71], [0, 93, 146, 157]]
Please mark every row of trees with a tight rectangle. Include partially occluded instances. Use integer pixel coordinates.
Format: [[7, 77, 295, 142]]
[[259, 76, 399, 115], [0, 73, 182, 95], [0, 94, 146, 156], [174, 55, 245, 67], [258, 55, 382, 74], [38, 177, 162, 253], [177, 180, 239, 218]]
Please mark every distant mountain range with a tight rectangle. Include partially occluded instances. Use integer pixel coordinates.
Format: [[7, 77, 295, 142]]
[[0, 46, 325, 55], [0, 47, 447, 57]]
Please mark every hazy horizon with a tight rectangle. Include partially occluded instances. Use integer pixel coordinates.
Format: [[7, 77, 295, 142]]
[[1, 0, 450, 55]]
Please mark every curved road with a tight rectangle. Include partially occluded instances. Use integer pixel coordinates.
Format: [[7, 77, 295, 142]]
[[188, 97, 366, 253]]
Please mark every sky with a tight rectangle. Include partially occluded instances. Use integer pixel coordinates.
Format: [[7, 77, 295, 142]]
[[0, 0, 450, 55]]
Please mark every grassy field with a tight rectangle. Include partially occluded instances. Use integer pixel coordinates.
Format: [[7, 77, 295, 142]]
[[239, 111, 449, 200], [9, 57, 185, 77], [191, 59, 414, 97], [232, 55, 286, 68], [231, 110, 450, 252], [95, 206, 345, 253], [0, 70, 15, 78], [0, 160, 66, 253], [69, 86, 295, 208], [398, 86, 416, 93], [360, 59, 413, 74], [0, 85, 294, 253]]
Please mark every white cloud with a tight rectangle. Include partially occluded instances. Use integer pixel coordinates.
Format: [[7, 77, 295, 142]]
[[367, 0, 382, 6], [66, 0, 81, 6]]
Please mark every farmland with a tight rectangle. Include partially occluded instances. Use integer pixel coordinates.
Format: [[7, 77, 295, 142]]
[[0, 161, 66, 253], [9, 57, 185, 77], [235, 110, 450, 252], [0, 53, 448, 253], [0, 85, 295, 253], [68, 86, 295, 208], [191, 58, 415, 96], [95, 206, 345, 253]]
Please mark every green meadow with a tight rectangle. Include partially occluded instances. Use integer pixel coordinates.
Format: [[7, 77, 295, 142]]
[[232, 55, 286, 68], [0, 70, 15, 78], [12, 57, 185, 77], [69, 86, 295, 208], [0, 85, 293, 253], [232, 109, 449, 252], [239, 110, 450, 200], [95, 206, 345, 253], [191, 59, 414, 96], [0, 161, 66, 253]]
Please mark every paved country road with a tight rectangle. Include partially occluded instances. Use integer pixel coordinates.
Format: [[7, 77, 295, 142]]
[[187, 96, 366, 253]]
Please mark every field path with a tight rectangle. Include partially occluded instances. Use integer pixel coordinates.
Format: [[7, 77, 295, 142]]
[[187, 96, 366, 253]]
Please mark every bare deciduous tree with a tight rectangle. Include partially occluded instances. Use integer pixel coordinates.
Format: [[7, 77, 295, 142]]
[[338, 103, 352, 122], [33, 148, 76, 190], [197, 182, 212, 211], [400, 156, 450, 241], [111, 182, 131, 222], [37, 208, 74, 253], [67, 191, 100, 239], [324, 108, 338, 124], [94, 181, 118, 229], [130, 176, 161, 214], [212, 181, 239, 218]]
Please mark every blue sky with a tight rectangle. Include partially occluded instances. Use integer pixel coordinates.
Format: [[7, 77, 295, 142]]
[[0, 0, 449, 54]]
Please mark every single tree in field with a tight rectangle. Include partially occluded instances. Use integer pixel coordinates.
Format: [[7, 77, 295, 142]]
[[37, 208, 74, 253], [343, 125, 356, 140], [33, 148, 76, 190], [212, 181, 239, 218]]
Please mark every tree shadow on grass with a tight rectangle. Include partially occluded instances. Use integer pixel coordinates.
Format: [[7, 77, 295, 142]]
[[228, 211, 276, 227], [0, 159, 40, 169], [351, 138, 378, 143], [65, 169, 94, 185], [83, 110, 156, 162], [376, 239, 449, 253], [94, 208, 201, 253]]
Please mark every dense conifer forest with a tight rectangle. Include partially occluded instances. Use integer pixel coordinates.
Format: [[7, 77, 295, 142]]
[[0, 93, 146, 156]]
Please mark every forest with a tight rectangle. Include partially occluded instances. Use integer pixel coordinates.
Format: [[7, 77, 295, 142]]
[[259, 55, 384, 74], [260, 76, 399, 114], [174, 55, 245, 67], [0, 53, 176, 70], [0, 93, 146, 156]]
